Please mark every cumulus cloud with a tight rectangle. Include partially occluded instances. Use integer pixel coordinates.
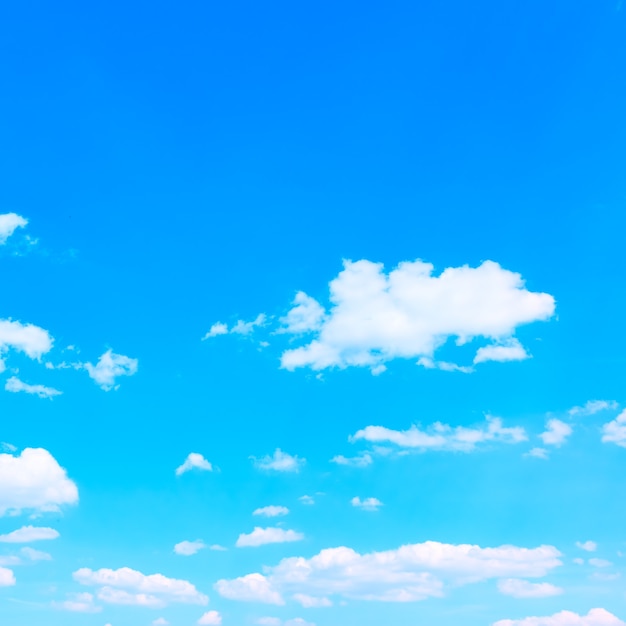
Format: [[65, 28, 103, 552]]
[[52, 592, 102, 613], [84, 350, 138, 391], [254, 506, 290, 518], [601, 410, 626, 448], [350, 416, 526, 453], [497, 578, 563, 598], [351, 497, 383, 511], [236, 527, 304, 548], [492, 609, 625, 626], [539, 420, 572, 447], [569, 401, 618, 416], [216, 540, 561, 605], [174, 540, 206, 556], [74, 566, 208, 606], [0, 213, 28, 244], [176, 453, 213, 476], [0, 525, 59, 543], [0, 567, 16, 586], [277, 259, 554, 373], [198, 610, 222, 625], [203, 314, 266, 340], [0, 447, 78, 516], [330, 453, 373, 467], [576, 541, 597, 552], [5, 376, 61, 399], [0, 319, 53, 372], [252, 449, 305, 472]]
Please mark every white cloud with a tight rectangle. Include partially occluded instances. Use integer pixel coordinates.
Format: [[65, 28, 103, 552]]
[[84, 350, 138, 391], [52, 592, 102, 613], [279, 292, 326, 334], [210, 544, 227, 551], [350, 416, 526, 453], [576, 541, 597, 552], [330, 453, 373, 467], [176, 453, 213, 476], [216, 540, 561, 605], [588, 558, 612, 568], [256, 620, 316, 626], [253, 449, 305, 473], [0, 567, 16, 586], [278, 259, 554, 373], [293, 593, 332, 607], [299, 495, 315, 506], [0, 525, 59, 543], [74, 566, 209, 606], [417, 357, 474, 373], [254, 506, 290, 518], [540, 419, 573, 447], [21, 546, 52, 561], [351, 497, 383, 511], [203, 314, 266, 340], [473, 338, 530, 364], [174, 540, 207, 556], [492, 609, 625, 626], [0, 319, 53, 372], [285, 620, 316, 626], [0, 447, 78, 516], [569, 401, 618, 416], [152, 619, 169, 626], [236, 527, 304, 548], [526, 448, 549, 460], [497, 578, 563, 598], [601, 410, 626, 448], [198, 611, 222, 625], [5, 376, 62, 399], [0, 213, 27, 244]]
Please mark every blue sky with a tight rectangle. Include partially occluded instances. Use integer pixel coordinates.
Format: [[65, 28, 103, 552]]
[[1, 1, 626, 625]]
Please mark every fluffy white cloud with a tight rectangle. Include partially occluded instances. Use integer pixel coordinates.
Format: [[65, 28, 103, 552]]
[[0, 567, 16, 586], [0, 213, 27, 244], [576, 541, 597, 552], [52, 592, 102, 613], [74, 566, 208, 606], [351, 497, 383, 511], [236, 527, 304, 548], [253, 505, 290, 518], [350, 416, 526, 453], [0, 525, 59, 543], [0, 448, 78, 515], [203, 314, 266, 339], [174, 540, 206, 556], [216, 540, 561, 605], [601, 410, 626, 448], [497, 578, 563, 598], [176, 453, 213, 476], [330, 453, 372, 467], [492, 609, 625, 626], [198, 610, 222, 625], [473, 338, 530, 364], [253, 449, 305, 472], [4, 376, 61, 398], [279, 259, 554, 373], [540, 419, 572, 447], [84, 349, 138, 391], [0, 319, 53, 372], [569, 401, 618, 416]]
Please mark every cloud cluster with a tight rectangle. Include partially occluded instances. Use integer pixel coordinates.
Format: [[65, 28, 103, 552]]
[[203, 314, 266, 339], [277, 259, 554, 373], [216, 540, 561, 605], [84, 349, 138, 391], [350, 416, 526, 453], [74, 566, 209, 607], [176, 453, 213, 476], [0, 448, 78, 516], [493, 609, 625, 626], [252, 449, 305, 473]]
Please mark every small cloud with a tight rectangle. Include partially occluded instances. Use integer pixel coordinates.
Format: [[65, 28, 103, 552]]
[[174, 540, 206, 556], [473, 338, 530, 364], [5, 376, 61, 399], [525, 447, 549, 459], [203, 314, 266, 340], [330, 453, 372, 467], [198, 610, 222, 625], [417, 357, 474, 373], [236, 527, 304, 548], [203, 323, 229, 339], [278, 292, 326, 334], [293, 593, 332, 607], [539, 419, 572, 447], [298, 495, 315, 506], [21, 547, 52, 561], [497, 578, 562, 598], [0, 525, 59, 543], [569, 400, 618, 416], [252, 449, 305, 473], [152, 619, 169, 626], [589, 558, 612, 568], [52, 592, 102, 613], [84, 350, 138, 391], [576, 541, 597, 552], [0, 213, 28, 245], [253, 506, 290, 518], [210, 544, 227, 551], [350, 497, 383, 511], [176, 453, 213, 476], [601, 410, 626, 448]]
